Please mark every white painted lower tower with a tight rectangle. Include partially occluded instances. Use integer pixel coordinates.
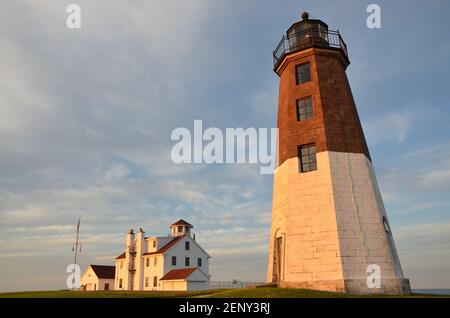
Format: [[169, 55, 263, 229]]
[[267, 152, 410, 294]]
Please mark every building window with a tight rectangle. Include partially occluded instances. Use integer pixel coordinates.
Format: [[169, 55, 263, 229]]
[[172, 256, 177, 266], [296, 62, 311, 85], [145, 277, 149, 288], [185, 257, 190, 266], [197, 258, 202, 267], [119, 278, 123, 289], [153, 240, 156, 248], [154, 257, 157, 266], [153, 276, 158, 287], [146, 258, 149, 267], [178, 226, 183, 232], [298, 144, 317, 172], [383, 216, 391, 234], [185, 241, 190, 250], [296, 97, 313, 121]]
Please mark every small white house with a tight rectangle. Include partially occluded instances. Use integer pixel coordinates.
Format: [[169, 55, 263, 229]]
[[160, 267, 210, 291], [114, 219, 211, 291], [80, 265, 115, 291]]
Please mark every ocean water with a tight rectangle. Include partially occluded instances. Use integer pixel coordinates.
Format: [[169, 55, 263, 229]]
[[413, 289, 450, 295]]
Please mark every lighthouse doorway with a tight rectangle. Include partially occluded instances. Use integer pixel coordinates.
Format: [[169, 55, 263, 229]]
[[272, 234, 284, 283]]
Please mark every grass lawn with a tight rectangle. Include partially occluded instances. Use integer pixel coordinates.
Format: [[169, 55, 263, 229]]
[[0, 287, 448, 298]]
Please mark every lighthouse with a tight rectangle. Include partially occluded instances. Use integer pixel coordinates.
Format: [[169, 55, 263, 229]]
[[267, 12, 411, 294]]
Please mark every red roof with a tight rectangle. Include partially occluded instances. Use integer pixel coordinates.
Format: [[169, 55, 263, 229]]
[[171, 219, 192, 227], [143, 235, 184, 256], [90, 265, 115, 279], [160, 268, 197, 281], [115, 252, 126, 259]]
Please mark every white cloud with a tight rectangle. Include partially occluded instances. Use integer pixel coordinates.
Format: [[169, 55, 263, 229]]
[[395, 222, 450, 288], [365, 108, 419, 144], [104, 163, 131, 181]]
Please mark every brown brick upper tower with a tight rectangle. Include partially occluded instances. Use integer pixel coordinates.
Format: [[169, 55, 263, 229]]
[[267, 12, 411, 294]]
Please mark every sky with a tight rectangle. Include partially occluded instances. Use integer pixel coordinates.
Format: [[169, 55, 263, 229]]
[[0, 0, 450, 292]]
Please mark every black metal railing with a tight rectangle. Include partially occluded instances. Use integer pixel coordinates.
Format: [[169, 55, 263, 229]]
[[273, 28, 348, 69]]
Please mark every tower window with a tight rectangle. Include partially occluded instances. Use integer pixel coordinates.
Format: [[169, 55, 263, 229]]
[[145, 277, 149, 288], [146, 258, 149, 267], [383, 216, 391, 234], [119, 278, 123, 289], [298, 144, 317, 172], [153, 276, 157, 287], [296, 62, 311, 85], [296, 97, 313, 121]]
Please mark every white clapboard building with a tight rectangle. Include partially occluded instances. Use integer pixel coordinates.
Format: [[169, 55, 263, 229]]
[[114, 219, 211, 291], [80, 265, 115, 291]]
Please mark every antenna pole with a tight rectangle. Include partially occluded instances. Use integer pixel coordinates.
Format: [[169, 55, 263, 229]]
[[72, 217, 81, 291]]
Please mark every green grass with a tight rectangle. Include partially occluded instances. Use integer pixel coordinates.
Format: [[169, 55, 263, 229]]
[[200, 287, 450, 298], [0, 289, 220, 298], [0, 287, 448, 298]]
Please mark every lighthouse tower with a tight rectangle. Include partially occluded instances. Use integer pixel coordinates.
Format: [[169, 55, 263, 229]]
[[267, 12, 411, 294]]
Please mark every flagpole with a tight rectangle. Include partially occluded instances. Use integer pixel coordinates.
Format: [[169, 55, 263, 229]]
[[72, 217, 81, 291]]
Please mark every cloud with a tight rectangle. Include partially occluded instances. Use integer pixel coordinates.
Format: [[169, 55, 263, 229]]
[[395, 222, 450, 288], [417, 169, 450, 191], [104, 163, 131, 181], [379, 142, 450, 196], [364, 103, 428, 144]]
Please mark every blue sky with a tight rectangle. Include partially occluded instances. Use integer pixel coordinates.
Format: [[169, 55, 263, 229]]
[[0, 0, 450, 292]]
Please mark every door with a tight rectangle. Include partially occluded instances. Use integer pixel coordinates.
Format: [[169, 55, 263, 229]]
[[272, 236, 283, 283], [104, 283, 109, 291]]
